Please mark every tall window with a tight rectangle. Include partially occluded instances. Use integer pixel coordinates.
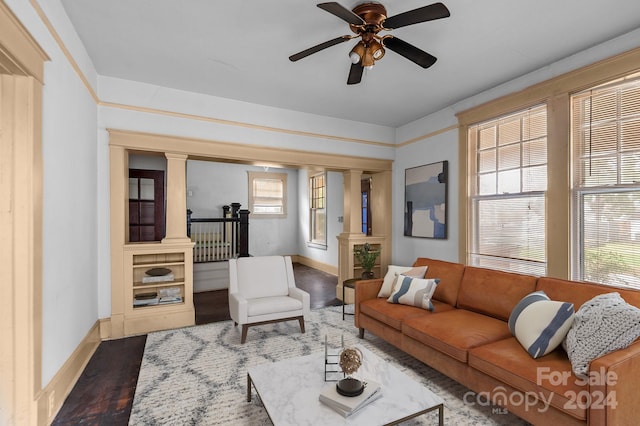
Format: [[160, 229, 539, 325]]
[[248, 171, 287, 217], [309, 173, 326, 246], [572, 75, 640, 288], [468, 105, 548, 275]]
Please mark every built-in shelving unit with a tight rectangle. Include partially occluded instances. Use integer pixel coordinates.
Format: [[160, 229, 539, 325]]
[[117, 242, 195, 336]]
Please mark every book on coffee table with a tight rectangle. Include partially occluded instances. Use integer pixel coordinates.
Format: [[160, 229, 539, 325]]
[[318, 380, 382, 417]]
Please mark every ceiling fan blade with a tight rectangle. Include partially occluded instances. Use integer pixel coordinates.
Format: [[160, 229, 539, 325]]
[[383, 2, 450, 29], [347, 63, 363, 85], [317, 2, 365, 26], [382, 36, 437, 68], [289, 36, 351, 62]]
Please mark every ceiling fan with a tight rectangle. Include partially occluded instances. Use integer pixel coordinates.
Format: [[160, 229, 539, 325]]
[[289, 2, 450, 85]]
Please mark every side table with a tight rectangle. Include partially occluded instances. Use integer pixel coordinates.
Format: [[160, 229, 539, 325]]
[[342, 278, 358, 320]]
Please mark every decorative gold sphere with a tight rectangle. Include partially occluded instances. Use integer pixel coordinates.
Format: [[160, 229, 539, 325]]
[[339, 348, 363, 376]]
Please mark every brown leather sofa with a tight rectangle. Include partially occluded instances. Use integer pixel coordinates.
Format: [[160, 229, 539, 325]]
[[354, 257, 640, 425]]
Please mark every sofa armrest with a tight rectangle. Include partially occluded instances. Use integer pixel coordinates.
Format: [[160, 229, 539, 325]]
[[354, 278, 383, 328], [587, 340, 640, 425]]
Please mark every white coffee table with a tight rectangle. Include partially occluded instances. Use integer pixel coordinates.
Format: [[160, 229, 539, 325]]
[[247, 345, 444, 425]]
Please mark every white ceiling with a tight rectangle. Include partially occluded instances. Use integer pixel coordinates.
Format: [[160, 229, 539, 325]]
[[60, 0, 640, 127]]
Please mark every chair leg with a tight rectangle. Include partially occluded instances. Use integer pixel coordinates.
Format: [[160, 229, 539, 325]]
[[298, 316, 305, 334], [359, 328, 365, 339], [241, 324, 249, 344]]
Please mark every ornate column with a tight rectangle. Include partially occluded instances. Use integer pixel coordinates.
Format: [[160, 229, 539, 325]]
[[162, 153, 191, 243]]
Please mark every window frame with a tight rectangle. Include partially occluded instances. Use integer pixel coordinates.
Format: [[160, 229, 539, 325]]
[[467, 105, 548, 276], [247, 171, 287, 218], [570, 76, 640, 287], [457, 46, 640, 281], [308, 172, 327, 249]]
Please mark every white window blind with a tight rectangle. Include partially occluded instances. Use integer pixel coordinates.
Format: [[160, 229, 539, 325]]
[[572, 76, 640, 289], [248, 172, 287, 216], [468, 105, 547, 275]]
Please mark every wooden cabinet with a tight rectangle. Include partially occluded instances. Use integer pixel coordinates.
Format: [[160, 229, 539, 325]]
[[115, 242, 195, 337]]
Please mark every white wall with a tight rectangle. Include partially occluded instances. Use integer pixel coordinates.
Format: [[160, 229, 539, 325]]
[[186, 160, 299, 256], [5, 0, 100, 387]]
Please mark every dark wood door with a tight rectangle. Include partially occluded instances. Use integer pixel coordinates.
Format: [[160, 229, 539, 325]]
[[129, 169, 165, 242]]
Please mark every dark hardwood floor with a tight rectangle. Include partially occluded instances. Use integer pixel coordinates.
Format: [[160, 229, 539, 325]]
[[52, 263, 339, 425]]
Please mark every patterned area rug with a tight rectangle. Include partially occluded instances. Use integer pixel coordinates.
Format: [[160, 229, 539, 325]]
[[129, 306, 530, 425]]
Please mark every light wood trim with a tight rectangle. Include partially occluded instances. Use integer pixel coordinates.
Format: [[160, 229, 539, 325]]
[[162, 153, 190, 242], [457, 47, 640, 126], [39, 321, 101, 423], [0, 2, 49, 82], [457, 46, 640, 278], [102, 101, 393, 147], [546, 93, 571, 278], [342, 170, 364, 233], [98, 317, 112, 340], [0, 4, 48, 423], [396, 124, 459, 147], [294, 255, 338, 276], [109, 145, 128, 338], [457, 123, 469, 264], [108, 129, 393, 172]]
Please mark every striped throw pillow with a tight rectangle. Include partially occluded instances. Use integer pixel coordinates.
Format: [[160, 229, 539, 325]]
[[387, 275, 439, 311], [377, 265, 428, 298], [509, 291, 575, 359]]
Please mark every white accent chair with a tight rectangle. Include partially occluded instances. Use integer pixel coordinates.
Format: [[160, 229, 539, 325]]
[[228, 256, 310, 343]]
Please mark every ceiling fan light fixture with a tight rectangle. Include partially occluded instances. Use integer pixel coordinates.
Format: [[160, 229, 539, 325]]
[[291, 2, 451, 84], [349, 41, 366, 64], [369, 39, 385, 60], [362, 49, 375, 69]]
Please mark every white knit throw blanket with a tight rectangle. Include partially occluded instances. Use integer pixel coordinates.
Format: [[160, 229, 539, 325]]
[[564, 292, 640, 377]]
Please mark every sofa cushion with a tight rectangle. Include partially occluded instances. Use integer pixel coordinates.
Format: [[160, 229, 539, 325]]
[[247, 296, 303, 316], [387, 276, 439, 311], [413, 258, 465, 306], [469, 338, 587, 420], [402, 309, 512, 363], [509, 291, 575, 358], [536, 276, 640, 310], [378, 265, 428, 298], [564, 292, 640, 377], [360, 298, 454, 331], [457, 266, 537, 321]]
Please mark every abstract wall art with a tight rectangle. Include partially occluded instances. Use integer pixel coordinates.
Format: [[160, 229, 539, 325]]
[[404, 160, 448, 239]]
